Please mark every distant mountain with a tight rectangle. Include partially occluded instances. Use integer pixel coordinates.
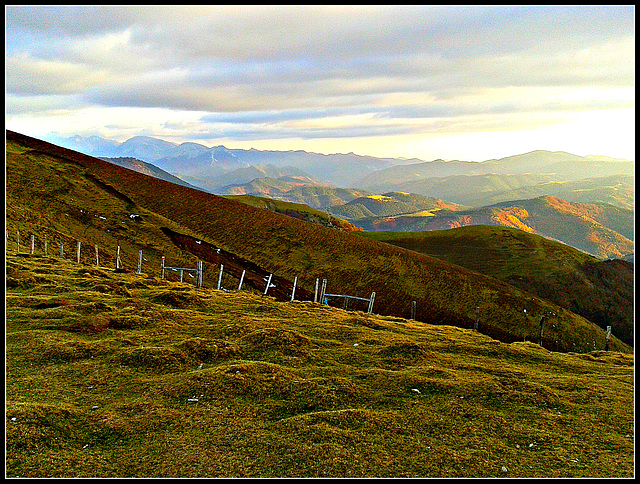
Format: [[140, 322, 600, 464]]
[[98, 157, 202, 191], [49, 134, 421, 188], [354, 150, 635, 208], [190, 165, 319, 193], [48, 135, 634, 212], [351, 195, 633, 260], [220, 178, 375, 209]]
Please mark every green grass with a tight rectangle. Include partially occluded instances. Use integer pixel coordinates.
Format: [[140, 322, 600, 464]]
[[6, 254, 634, 477]]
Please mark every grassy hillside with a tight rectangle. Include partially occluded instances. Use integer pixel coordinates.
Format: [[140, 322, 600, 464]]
[[5, 130, 629, 354], [223, 194, 362, 232], [329, 192, 465, 221], [5, 254, 634, 478], [360, 226, 634, 347]]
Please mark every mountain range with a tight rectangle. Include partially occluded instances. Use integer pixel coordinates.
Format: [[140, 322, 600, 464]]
[[46, 133, 634, 260], [7, 129, 632, 352], [50, 133, 634, 209]]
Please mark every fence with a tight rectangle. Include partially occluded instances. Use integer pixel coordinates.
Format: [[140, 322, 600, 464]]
[[5, 228, 619, 352]]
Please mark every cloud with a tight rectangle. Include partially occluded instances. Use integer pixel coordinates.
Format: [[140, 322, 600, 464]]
[[5, 5, 635, 160]]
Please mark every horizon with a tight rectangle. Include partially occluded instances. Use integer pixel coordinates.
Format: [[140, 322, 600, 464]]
[[5, 5, 635, 162], [43, 131, 633, 163]]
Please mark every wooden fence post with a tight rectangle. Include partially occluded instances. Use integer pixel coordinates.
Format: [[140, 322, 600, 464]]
[[179, 269, 184, 283], [76, 241, 81, 264], [44, 236, 48, 257], [95, 244, 99, 266], [116, 245, 121, 270], [290, 276, 298, 302], [137, 250, 143, 274], [538, 314, 547, 346], [367, 292, 376, 313], [16, 231, 20, 254], [605, 326, 612, 351], [238, 269, 245, 291], [59, 240, 64, 259], [314, 278, 319, 303], [410, 300, 416, 320], [217, 264, 224, 290], [30, 235, 35, 255], [161, 256, 165, 279]]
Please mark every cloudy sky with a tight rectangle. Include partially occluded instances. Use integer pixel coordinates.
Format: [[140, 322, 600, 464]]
[[5, 5, 635, 161]]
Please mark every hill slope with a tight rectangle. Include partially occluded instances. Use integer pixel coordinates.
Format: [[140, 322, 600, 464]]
[[5, 254, 634, 477], [6, 130, 628, 353], [361, 226, 634, 346]]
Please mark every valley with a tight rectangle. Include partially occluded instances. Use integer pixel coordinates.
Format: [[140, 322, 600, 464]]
[[57, 133, 634, 261]]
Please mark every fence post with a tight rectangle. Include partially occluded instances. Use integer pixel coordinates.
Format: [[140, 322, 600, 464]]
[[474, 306, 479, 331], [95, 244, 99, 266], [367, 292, 376, 313], [179, 269, 184, 283], [16, 231, 20, 254], [538, 314, 547, 346], [314, 278, 319, 303], [161, 256, 165, 279], [264, 273, 273, 295], [238, 269, 245, 291], [76, 241, 81, 264], [116, 245, 121, 270], [59, 240, 64, 259], [197, 260, 203, 288], [217, 264, 224, 290], [30, 235, 35, 255], [605, 326, 612, 351], [44, 236, 48, 257], [410, 300, 416, 320], [137, 250, 143, 274], [319, 279, 327, 304], [291, 276, 298, 302]]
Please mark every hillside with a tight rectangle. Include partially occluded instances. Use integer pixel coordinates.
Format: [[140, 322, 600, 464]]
[[361, 226, 634, 347], [348, 196, 634, 260], [98, 156, 202, 190], [5, 254, 634, 477], [328, 192, 466, 221], [6, 130, 630, 354], [223, 194, 362, 232], [223, 181, 374, 210]]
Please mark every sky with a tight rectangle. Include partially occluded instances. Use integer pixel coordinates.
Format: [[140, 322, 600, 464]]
[[5, 5, 635, 161]]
